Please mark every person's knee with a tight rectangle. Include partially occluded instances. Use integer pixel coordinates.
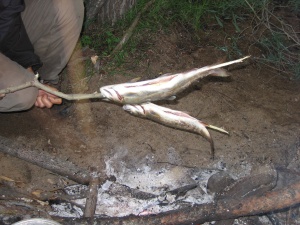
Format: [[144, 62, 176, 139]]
[[0, 87, 38, 112], [14, 87, 38, 111]]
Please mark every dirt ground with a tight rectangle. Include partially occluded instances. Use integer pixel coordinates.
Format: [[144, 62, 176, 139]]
[[0, 16, 299, 223]]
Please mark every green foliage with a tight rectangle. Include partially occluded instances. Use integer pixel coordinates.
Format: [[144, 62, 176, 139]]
[[103, 31, 120, 53], [81, 0, 299, 78], [258, 33, 300, 78], [80, 34, 92, 47]]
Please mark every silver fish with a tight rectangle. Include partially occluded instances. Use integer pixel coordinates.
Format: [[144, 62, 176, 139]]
[[123, 103, 228, 159], [100, 56, 249, 104]]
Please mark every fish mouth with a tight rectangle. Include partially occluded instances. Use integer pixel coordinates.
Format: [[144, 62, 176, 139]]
[[122, 105, 132, 111], [123, 104, 145, 116]]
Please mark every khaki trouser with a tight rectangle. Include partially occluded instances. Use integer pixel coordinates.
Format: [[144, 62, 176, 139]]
[[0, 0, 84, 112]]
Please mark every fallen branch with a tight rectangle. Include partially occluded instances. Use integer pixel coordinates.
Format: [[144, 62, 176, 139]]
[[56, 179, 300, 225], [111, 0, 155, 55], [0, 135, 91, 185]]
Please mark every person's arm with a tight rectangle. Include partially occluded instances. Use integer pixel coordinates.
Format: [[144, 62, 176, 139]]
[[0, 0, 42, 72], [0, 1, 61, 108]]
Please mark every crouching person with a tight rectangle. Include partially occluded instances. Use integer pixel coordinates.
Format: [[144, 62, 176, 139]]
[[0, 0, 84, 112]]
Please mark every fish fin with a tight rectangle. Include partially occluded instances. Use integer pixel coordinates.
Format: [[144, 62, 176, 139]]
[[128, 77, 142, 83], [166, 96, 176, 101], [205, 124, 229, 135], [159, 73, 172, 77], [210, 68, 230, 77]]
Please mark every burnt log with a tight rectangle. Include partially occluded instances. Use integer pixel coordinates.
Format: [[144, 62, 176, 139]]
[[56, 179, 300, 225], [84, 172, 101, 218]]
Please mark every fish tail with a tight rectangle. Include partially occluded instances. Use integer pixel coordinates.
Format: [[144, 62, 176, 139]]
[[199, 124, 215, 159], [204, 129, 215, 160], [210, 68, 230, 77]]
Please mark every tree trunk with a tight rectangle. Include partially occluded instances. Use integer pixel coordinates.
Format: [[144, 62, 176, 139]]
[[85, 0, 137, 24]]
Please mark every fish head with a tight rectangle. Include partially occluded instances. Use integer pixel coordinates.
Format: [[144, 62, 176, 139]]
[[100, 86, 123, 103], [123, 104, 145, 117]]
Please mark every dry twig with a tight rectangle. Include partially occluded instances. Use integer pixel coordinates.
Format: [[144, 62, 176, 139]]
[[111, 0, 155, 55], [244, 0, 300, 77]]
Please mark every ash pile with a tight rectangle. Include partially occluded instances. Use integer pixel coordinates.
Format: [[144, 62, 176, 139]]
[[51, 151, 216, 218], [2, 148, 300, 225]]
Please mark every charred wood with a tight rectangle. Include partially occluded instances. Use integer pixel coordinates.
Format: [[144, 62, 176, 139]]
[[84, 172, 101, 218], [212, 165, 277, 225], [56, 179, 300, 225]]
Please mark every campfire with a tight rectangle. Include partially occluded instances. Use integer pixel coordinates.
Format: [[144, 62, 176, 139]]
[[1, 57, 300, 224]]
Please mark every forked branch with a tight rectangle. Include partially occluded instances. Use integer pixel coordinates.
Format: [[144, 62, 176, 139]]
[[0, 75, 104, 101]]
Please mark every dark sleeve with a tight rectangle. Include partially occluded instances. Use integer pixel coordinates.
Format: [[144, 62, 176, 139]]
[[0, 0, 42, 72]]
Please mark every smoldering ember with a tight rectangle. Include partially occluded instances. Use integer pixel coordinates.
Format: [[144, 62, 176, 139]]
[[0, 0, 300, 225]]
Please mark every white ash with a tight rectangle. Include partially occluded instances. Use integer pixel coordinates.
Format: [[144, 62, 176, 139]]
[[182, 187, 213, 205], [104, 150, 216, 196], [50, 151, 220, 217], [166, 147, 182, 165], [64, 184, 88, 196], [258, 216, 274, 225], [94, 190, 180, 216], [101, 180, 113, 190], [49, 202, 83, 218]]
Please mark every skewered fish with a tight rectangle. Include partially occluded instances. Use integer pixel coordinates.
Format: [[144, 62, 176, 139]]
[[100, 56, 249, 104], [123, 103, 229, 159]]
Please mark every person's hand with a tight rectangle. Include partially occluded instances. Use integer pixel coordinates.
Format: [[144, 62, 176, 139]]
[[35, 85, 62, 108], [25, 67, 62, 108]]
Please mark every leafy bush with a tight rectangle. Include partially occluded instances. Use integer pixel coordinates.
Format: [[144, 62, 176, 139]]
[[81, 0, 300, 78]]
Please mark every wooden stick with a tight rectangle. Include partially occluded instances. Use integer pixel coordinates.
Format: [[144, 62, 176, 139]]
[[0, 135, 90, 185], [56, 179, 300, 225], [84, 173, 101, 218], [0, 75, 104, 101]]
